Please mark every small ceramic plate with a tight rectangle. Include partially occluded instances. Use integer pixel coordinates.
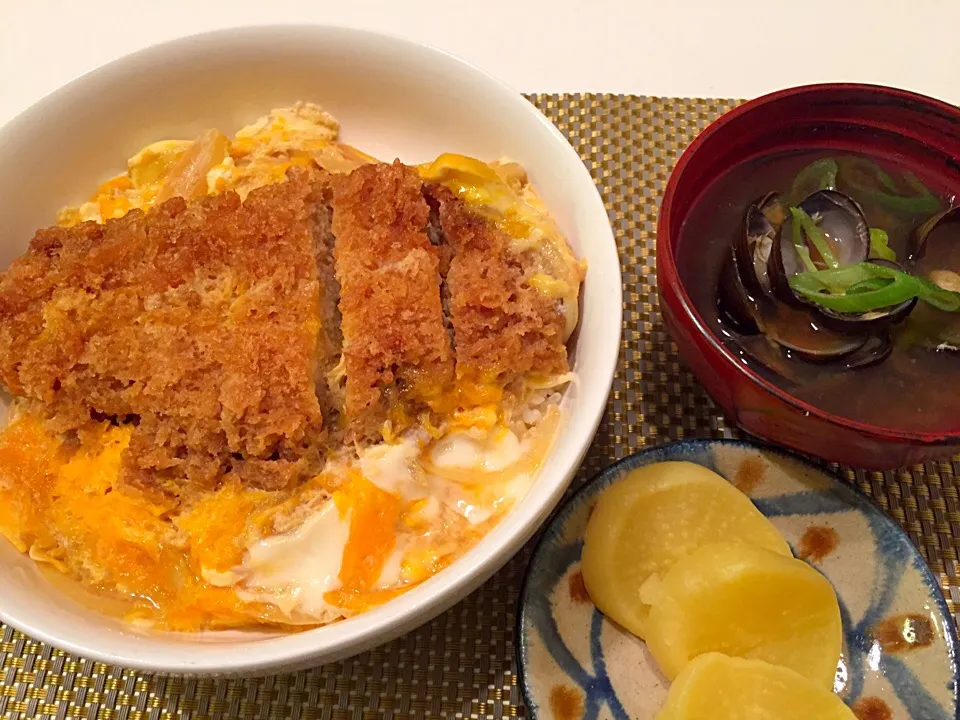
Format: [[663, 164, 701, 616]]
[[517, 439, 959, 719]]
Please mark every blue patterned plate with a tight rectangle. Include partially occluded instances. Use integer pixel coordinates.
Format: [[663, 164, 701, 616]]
[[517, 439, 959, 719]]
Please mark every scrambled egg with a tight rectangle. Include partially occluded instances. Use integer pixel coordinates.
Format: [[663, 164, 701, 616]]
[[0, 104, 580, 631], [57, 102, 374, 226], [0, 401, 560, 629]]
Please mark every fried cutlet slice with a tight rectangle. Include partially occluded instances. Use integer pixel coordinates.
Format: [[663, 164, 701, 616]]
[[0, 168, 331, 497], [424, 184, 569, 385], [331, 161, 454, 438]]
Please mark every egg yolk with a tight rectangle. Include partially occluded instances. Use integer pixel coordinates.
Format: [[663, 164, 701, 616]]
[[326, 473, 401, 611]]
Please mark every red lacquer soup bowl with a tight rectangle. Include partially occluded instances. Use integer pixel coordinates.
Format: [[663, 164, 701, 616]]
[[657, 84, 960, 469]]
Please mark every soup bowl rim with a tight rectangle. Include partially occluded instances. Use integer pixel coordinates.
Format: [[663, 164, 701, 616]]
[[657, 82, 960, 444]]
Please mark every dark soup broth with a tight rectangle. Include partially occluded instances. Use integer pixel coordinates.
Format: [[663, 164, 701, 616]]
[[678, 150, 960, 433]]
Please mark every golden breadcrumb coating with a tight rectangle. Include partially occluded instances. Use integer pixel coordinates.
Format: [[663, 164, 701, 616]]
[[0, 161, 572, 500], [425, 184, 569, 383], [331, 162, 454, 438], [0, 169, 330, 498]]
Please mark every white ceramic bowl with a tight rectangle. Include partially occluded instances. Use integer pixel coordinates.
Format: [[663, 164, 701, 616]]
[[0, 25, 621, 676]]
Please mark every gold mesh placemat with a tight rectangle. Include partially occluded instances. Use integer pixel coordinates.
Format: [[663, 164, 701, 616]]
[[2, 94, 958, 719]]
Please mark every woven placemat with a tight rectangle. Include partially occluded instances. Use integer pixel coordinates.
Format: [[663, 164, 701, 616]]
[[2, 94, 958, 720]]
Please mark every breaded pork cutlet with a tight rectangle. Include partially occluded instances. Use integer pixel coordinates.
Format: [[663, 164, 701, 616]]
[[424, 184, 569, 385], [331, 161, 454, 438], [0, 168, 332, 498]]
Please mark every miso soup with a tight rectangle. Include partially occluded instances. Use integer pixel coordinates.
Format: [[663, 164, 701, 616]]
[[678, 150, 960, 433]]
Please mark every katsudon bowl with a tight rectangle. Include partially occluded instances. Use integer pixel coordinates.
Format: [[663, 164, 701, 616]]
[[0, 26, 621, 675]]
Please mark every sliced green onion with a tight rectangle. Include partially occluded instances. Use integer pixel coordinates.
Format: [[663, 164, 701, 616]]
[[903, 171, 935, 199], [868, 228, 897, 261], [804, 262, 899, 285], [837, 157, 940, 215], [790, 206, 840, 269], [870, 191, 940, 216], [847, 277, 894, 294], [790, 214, 819, 273], [790, 158, 838, 202], [789, 261, 960, 314], [795, 245, 818, 275], [913, 274, 960, 311], [791, 273, 916, 313], [876, 165, 899, 193]]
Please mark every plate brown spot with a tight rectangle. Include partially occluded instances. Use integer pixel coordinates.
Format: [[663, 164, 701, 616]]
[[798, 525, 839, 562], [734, 455, 765, 494], [569, 570, 591, 604], [549, 684, 584, 720], [871, 613, 935, 653], [852, 696, 892, 720]]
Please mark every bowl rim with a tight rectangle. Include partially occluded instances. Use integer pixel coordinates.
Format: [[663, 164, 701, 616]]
[[514, 436, 960, 717], [0, 23, 622, 675], [657, 82, 960, 445]]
